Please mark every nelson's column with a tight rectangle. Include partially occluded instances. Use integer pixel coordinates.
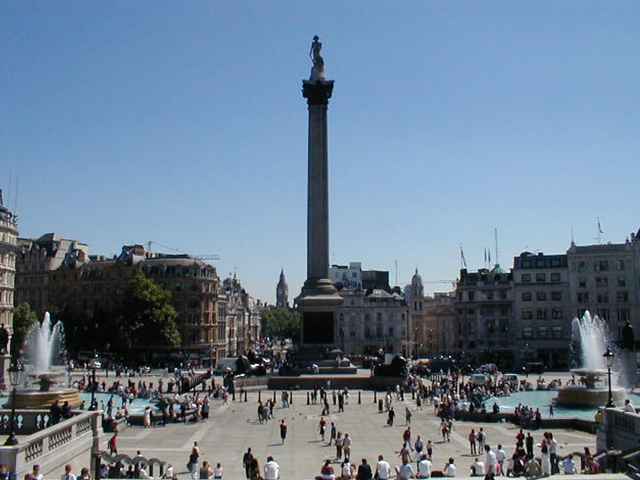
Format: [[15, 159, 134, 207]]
[[297, 36, 342, 347]]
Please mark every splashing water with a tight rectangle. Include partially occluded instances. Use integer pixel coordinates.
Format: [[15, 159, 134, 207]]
[[570, 311, 610, 371], [25, 312, 65, 374]]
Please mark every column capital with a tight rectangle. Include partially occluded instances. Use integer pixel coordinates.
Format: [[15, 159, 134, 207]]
[[302, 80, 334, 106]]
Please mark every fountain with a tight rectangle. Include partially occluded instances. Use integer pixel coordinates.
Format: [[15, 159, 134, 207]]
[[555, 311, 627, 407], [5, 312, 81, 409]]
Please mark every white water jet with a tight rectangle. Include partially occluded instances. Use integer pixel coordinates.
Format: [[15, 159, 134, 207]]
[[571, 310, 610, 372], [25, 312, 65, 374]]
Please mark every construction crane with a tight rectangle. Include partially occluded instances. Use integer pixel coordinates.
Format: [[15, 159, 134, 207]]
[[146, 241, 221, 262], [423, 280, 457, 289]]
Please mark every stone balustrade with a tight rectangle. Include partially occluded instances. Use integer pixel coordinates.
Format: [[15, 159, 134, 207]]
[[598, 407, 640, 452], [0, 410, 102, 478]]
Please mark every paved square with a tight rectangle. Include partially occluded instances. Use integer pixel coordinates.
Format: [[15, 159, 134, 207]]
[[75, 389, 596, 479]]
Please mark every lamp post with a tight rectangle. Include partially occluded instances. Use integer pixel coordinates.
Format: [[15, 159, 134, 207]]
[[603, 347, 615, 408], [89, 367, 97, 411], [5, 361, 24, 445]]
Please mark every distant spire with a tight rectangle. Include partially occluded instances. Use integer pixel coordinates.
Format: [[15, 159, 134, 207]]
[[0, 189, 3, 207]]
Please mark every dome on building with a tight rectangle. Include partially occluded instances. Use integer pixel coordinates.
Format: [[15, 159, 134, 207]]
[[411, 268, 424, 297]]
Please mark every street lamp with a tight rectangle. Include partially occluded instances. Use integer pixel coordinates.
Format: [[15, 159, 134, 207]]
[[603, 347, 615, 408], [5, 361, 24, 445], [88, 367, 97, 411]]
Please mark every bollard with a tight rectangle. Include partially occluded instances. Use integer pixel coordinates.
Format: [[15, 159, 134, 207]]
[[232, 391, 236, 401], [273, 391, 276, 403], [358, 391, 361, 405], [289, 391, 293, 405], [332, 391, 337, 405], [374, 390, 377, 403], [258, 390, 262, 402], [244, 390, 248, 402], [307, 391, 310, 405], [378, 398, 383, 413], [412, 390, 415, 400]]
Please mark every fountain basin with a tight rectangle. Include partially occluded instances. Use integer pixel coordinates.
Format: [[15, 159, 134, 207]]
[[4, 388, 82, 409], [555, 386, 626, 408]]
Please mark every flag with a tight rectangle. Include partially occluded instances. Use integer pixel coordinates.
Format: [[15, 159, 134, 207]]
[[597, 218, 604, 234], [484, 248, 487, 264], [488, 249, 492, 265]]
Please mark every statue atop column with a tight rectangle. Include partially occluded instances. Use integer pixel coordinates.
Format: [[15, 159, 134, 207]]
[[309, 35, 326, 81]]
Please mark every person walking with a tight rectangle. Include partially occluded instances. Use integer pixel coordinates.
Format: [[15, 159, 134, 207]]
[[330, 422, 337, 446], [476, 428, 486, 452], [213, 463, 223, 480], [279, 419, 287, 444], [405, 407, 412, 425], [356, 458, 372, 480], [525, 433, 534, 459], [336, 432, 344, 460], [108, 432, 118, 456], [263, 456, 279, 480], [188, 442, 200, 480], [242, 448, 254, 480], [375, 455, 392, 480], [469, 429, 477, 455], [319, 417, 327, 441], [343, 433, 352, 462], [387, 407, 395, 426]]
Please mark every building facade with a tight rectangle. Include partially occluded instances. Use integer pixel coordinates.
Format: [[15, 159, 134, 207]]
[[329, 262, 363, 290], [335, 288, 410, 356], [423, 292, 458, 355], [454, 266, 514, 367], [0, 191, 18, 338], [221, 275, 262, 358], [276, 269, 289, 308], [16, 234, 89, 318], [512, 252, 571, 369]]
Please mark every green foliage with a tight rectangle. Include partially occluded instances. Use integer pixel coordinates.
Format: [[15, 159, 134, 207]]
[[60, 270, 180, 357], [120, 271, 181, 349], [11, 303, 39, 361], [262, 308, 301, 341]]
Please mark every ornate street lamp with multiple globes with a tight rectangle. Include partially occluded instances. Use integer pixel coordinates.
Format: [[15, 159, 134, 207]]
[[5, 361, 24, 446], [603, 346, 615, 408]]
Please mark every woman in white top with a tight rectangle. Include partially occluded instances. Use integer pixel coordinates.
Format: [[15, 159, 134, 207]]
[[444, 458, 456, 477], [213, 463, 223, 480]]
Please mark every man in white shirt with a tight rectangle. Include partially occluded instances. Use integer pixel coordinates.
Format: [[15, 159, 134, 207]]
[[417, 453, 432, 478], [444, 458, 456, 477], [376, 455, 392, 480], [624, 399, 636, 413], [471, 458, 485, 476], [264, 456, 280, 480], [61, 465, 76, 480], [396, 458, 415, 480], [484, 445, 497, 475]]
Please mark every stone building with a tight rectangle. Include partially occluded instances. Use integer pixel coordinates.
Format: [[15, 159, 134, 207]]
[[454, 266, 514, 367], [329, 262, 363, 290], [512, 252, 571, 369], [423, 292, 458, 355], [220, 275, 261, 358], [405, 269, 425, 356], [15, 233, 89, 317], [335, 288, 410, 356], [276, 269, 289, 308], [0, 191, 18, 337], [47, 244, 224, 365], [567, 239, 638, 346]]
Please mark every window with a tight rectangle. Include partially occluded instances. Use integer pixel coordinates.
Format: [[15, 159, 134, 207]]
[[523, 327, 533, 338], [616, 291, 629, 303], [597, 293, 609, 304], [595, 260, 609, 272], [577, 261, 586, 272], [550, 272, 561, 282], [388, 327, 395, 337], [617, 276, 626, 287], [468, 291, 475, 301], [536, 309, 546, 320], [552, 309, 563, 320], [521, 274, 532, 283], [537, 326, 548, 338], [535, 273, 546, 282], [617, 259, 625, 271], [577, 292, 589, 303], [552, 326, 563, 338], [536, 291, 547, 301], [467, 309, 475, 315], [522, 292, 532, 302], [499, 290, 507, 300], [596, 309, 610, 321], [486, 291, 494, 300], [596, 277, 608, 288], [578, 278, 587, 288], [521, 310, 533, 320], [617, 308, 630, 322], [551, 291, 562, 301]]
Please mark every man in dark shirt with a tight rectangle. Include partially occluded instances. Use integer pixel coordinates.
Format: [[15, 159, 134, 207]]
[[356, 458, 372, 480]]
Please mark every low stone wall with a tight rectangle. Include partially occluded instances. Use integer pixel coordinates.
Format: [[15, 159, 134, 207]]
[[0, 410, 102, 478], [455, 411, 598, 434], [600, 407, 640, 451]]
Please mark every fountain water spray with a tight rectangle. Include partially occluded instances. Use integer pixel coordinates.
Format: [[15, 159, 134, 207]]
[[571, 310, 610, 372], [25, 312, 65, 374]]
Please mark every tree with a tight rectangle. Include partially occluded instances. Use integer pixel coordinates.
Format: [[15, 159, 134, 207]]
[[118, 271, 181, 351], [261, 308, 301, 341], [11, 303, 38, 361]]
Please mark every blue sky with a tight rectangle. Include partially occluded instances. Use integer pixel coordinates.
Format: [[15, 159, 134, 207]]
[[2, 2, 639, 303]]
